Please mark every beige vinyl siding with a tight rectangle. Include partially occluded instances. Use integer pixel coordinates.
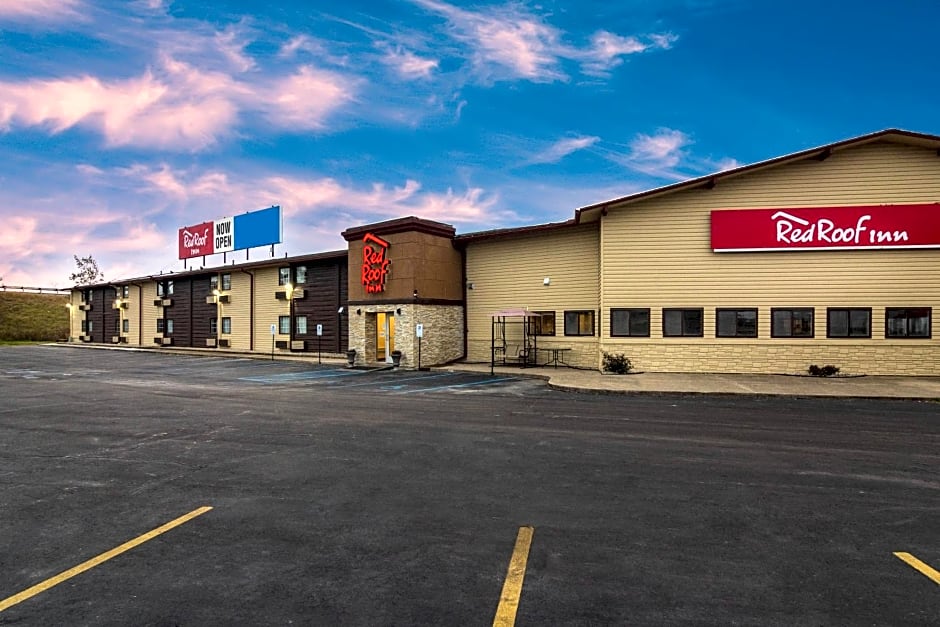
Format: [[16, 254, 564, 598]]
[[252, 266, 292, 353], [221, 271, 252, 350], [140, 282, 159, 346], [124, 286, 139, 345], [465, 224, 600, 365], [600, 140, 940, 374]]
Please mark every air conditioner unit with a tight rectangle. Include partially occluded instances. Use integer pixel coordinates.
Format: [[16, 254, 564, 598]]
[[111, 335, 120, 343], [219, 339, 231, 348], [80, 335, 91, 342], [275, 290, 287, 300], [153, 299, 163, 306], [119, 337, 128, 344], [206, 338, 217, 347], [275, 340, 289, 349], [205, 296, 217, 304], [160, 337, 173, 346], [291, 340, 306, 350], [112, 301, 128, 309], [153, 336, 163, 345], [79, 303, 92, 311], [291, 289, 305, 300], [219, 294, 231, 304], [161, 298, 172, 307]]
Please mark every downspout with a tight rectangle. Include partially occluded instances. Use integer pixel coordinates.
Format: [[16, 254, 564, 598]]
[[239, 269, 255, 351], [460, 245, 468, 362]]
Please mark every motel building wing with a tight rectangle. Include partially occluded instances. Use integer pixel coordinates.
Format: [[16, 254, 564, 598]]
[[69, 129, 940, 375]]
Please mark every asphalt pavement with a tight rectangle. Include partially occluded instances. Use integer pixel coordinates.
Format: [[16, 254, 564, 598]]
[[0, 345, 937, 625]]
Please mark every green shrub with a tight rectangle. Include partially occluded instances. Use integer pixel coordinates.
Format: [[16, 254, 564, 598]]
[[602, 352, 633, 374]]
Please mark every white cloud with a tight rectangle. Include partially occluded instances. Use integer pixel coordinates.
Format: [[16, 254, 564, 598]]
[[0, 0, 85, 21], [527, 135, 600, 165], [381, 46, 439, 80], [0, 55, 358, 150], [412, 0, 677, 83], [580, 31, 677, 77]]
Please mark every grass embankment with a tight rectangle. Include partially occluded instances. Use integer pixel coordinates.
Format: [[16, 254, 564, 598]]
[[0, 292, 69, 342]]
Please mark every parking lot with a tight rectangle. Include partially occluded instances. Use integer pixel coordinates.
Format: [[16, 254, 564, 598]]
[[1, 345, 938, 625]]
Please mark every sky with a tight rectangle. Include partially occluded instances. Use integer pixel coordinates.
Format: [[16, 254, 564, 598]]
[[1, 0, 938, 288]]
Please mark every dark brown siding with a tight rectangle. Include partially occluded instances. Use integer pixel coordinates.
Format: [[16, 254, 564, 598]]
[[293, 259, 348, 352], [102, 287, 119, 341], [167, 278, 192, 346], [87, 288, 107, 342], [190, 276, 217, 347]]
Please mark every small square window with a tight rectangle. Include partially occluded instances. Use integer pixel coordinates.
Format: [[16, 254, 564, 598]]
[[564, 310, 595, 336], [611, 308, 650, 337], [827, 308, 871, 338], [221, 273, 231, 291], [122, 286, 129, 298], [122, 319, 129, 333], [295, 315, 308, 335], [886, 308, 931, 338], [294, 266, 307, 285], [156, 319, 164, 333], [279, 315, 290, 335], [771, 308, 814, 338], [221, 317, 231, 334], [663, 308, 703, 337], [209, 318, 218, 335], [166, 281, 174, 296], [81, 320, 88, 333], [210, 275, 218, 291], [716, 309, 757, 338], [528, 312, 555, 336], [278, 267, 290, 286]]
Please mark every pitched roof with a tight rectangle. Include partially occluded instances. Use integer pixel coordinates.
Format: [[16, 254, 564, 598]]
[[574, 128, 940, 223]]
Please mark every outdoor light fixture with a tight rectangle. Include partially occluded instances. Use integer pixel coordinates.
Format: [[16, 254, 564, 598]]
[[338, 306, 345, 314], [543, 277, 551, 286], [467, 282, 474, 290], [356, 308, 362, 315]]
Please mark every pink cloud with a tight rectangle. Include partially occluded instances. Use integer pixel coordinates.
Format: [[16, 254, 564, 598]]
[[262, 66, 357, 130], [0, 0, 85, 21], [381, 46, 439, 80]]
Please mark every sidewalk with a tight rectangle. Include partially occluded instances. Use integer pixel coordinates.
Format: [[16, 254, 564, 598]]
[[443, 362, 940, 400]]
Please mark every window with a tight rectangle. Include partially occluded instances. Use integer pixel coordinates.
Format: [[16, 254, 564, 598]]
[[83, 289, 92, 302], [827, 308, 871, 338], [156, 319, 164, 333], [209, 318, 218, 335], [221, 317, 231, 334], [122, 319, 129, 333], [122, 286, 129, 298], [294, 266, 307, 285], [528, 311, 555, 336], [81, 320, 87, 333], [166, 319, 174, 334], [221, 273, 231, 291], [564, 310, 595, 336], [210, 275, 218, 291], [295, 315, 308, 335], [157, 283, 164, 297], [716, 308, 757, 338], [88, 320, 94, 332], [279, 315, 290, 335], [771, 308, 814, 338], [886, 308, 931, 338], [278, 267, 290, 286], [663, 308, 704, 337], [114, 318, 121, 333], [166, 281, 174, 295], [611, 308, 650, 337]]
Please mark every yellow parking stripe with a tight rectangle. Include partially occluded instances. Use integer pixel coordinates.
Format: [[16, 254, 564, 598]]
[[894, 552, 940, 585], [493, 526, 534, 627], [0, 506, 213, 613]]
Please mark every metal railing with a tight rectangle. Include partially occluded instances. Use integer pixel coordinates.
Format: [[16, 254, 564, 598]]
[[0, 285, 71, 294]]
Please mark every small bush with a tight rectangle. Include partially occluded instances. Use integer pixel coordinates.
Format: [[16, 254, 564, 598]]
[[602, 352, 633, 374], [808, 364, 840, 377]]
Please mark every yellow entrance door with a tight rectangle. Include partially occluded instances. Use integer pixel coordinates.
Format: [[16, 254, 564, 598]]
[[376, 312, 395, 362]]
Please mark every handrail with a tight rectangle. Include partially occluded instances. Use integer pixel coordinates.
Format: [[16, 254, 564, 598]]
[[0, 285, 71, 294]]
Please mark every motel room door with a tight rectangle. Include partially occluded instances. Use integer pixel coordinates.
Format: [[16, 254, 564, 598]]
[[376, 312, 396, 362]]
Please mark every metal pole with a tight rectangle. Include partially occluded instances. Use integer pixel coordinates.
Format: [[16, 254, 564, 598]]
[[318, 335, 321, 365]]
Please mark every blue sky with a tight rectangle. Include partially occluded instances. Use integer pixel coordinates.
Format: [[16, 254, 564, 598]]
[[1, 0, 938, 287]]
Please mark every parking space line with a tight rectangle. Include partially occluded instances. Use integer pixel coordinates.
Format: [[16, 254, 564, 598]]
[[493, 526, 534, 627], [239, 369, 364, 383], [0, 506, 213, 613], [338, 372, 458, 388], [894, 552, 940, 585], [395, 377, 517, 394]]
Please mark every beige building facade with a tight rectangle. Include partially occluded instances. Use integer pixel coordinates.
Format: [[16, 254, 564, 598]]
[[70, 129, 940, 375]]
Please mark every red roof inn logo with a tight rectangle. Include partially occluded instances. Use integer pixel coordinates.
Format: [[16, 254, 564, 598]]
[[711, 204, 940, 252], [361, 232, 390, 293]]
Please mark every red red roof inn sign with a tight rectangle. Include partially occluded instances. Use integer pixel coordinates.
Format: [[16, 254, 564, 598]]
[[711, 204, 940, 252]]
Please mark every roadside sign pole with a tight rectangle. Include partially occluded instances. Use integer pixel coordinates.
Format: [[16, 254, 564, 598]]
[[270, 323, 276, 361], [416, 323, 424, 370], [316, 324, 323, 365]]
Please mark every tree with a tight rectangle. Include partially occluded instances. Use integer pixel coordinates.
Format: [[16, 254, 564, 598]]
[[69, 255, 104, 286]]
